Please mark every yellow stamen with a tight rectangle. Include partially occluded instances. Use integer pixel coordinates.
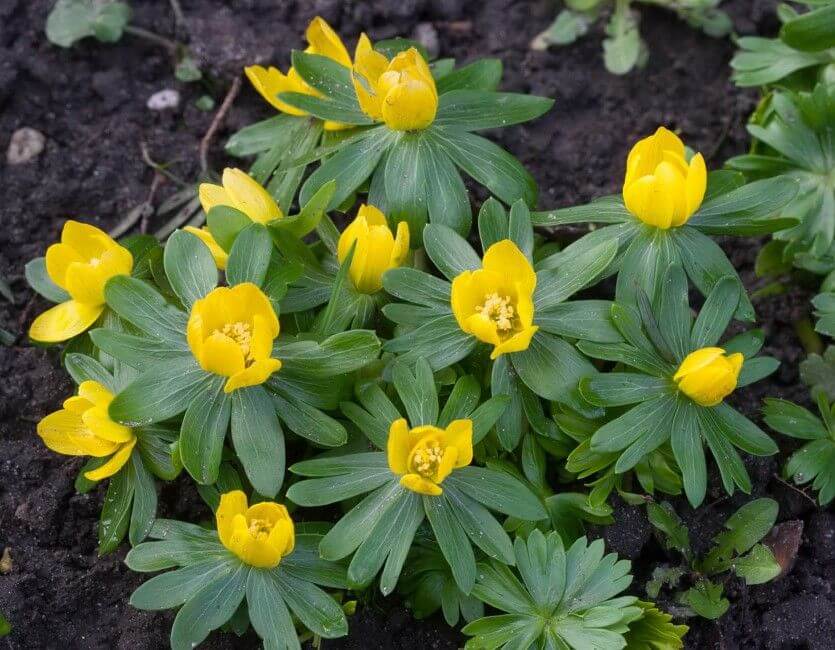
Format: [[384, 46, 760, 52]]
[[216, 321, 253, 361], [248, 518, 273, 540], [410, 439, 444, 478], [476, 293, 516, 331]]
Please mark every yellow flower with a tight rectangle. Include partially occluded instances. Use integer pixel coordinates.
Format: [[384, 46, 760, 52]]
[[194, 168, 283, 269], [336, 204, 410, 293], [186, 283, 282, 393], [450, 240, 539, 359], [182, 226, 229, 270], [37, 380, 136, 481], [352, 35, 438, 131], [244, 16, 351, 131], [622, 126, 707, 229], [216, 490, 295, 568], [29, 221, 133, 343], [387, 418, 473, 496], [674, 347, 744, 407]]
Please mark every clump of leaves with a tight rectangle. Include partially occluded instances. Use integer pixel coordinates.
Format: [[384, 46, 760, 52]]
[[731, 1, 835, 88], [647, 498, 781, 619], [728, 83, 835, 275], [531, 0, 731, 75], [462, 530, 687, 649], [764, 391, 835, 505]]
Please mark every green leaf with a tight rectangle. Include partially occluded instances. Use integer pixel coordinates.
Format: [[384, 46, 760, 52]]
[[109, 356, 208, 426], [383, 267, 451, 306], [535, 300, 621, 343], [245, 569, 299, 650], [286, 466, 393, 506], [291, 50, 362, 106], [689, 178, 799, 235], [392, 358, 439, 426], [685, 580, 728, 619], [127, 453, 157, 546], [299, 128, 392, 209], [445, 466, 546, 520], [226, 223, 272, 287], [801, 346, 835, 400], [206, 206, 251, 252], [581, 373, 670, 407], [271, 180, 335, 238], [444, 484, 514, 565], [279, 91, 372, 125], [423, 223, 482, 281], [428, 128, 537, 206], [98, 465, 133, 554], [89, 328, 190, 369], [702, 498, 778, 574], [435, 90, 553, 131], [226, 114, 301, 157], [762, 398, 828, 440], [104, 276, 188, 343], [780, 4, 835, 52], [231, 386, 284, 497], [384, 133, 429, 243], [671, 400, 707, 507], [271, 392, 347, 446], [278, 329, 380, 377], [646, 502, 691, 560], [491, 354, 524, 450], [735, 544, 781, 585], [164, 229, 218, 308], [169, 564, 248, 650], [691, 276, 740, 348], [603, 8, 644, 75], [699, 407, 752, 496], [534, 239, 618, 311], [131, 560, 235, 611], [273, 569, 348, 638], [64, 352, 116, 391], [46, 0, 130, 47], [383, 314, 478, 371], [424, 493, 477, 594], [423, 138, 472, 236], [622, 601, 689, 650], [531, 195, 632, 227], [436, 59, 502, 93], [25, 257, 69, 303], [179, 377, 231, 485], [591, 394, 675, 454]]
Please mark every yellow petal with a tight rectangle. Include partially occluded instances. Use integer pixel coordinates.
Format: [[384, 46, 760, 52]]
[[84, 438, 136, 481], [224, 358, 281, 393], [222, 168, 282, 224], [673, 347, 725, 380], [685, 153, 707, 219], [444, 419, 473, 468], [464, 312, 502, 346], [237, 282, 280, 335], [64, 261, 107, 305], [199, 331, 247, 377], [491, 325, 539, 359], [217, 491, 249, 548], [77, 380, 112, 406], [305, 17, 351, 67], [268, 516, 295, 557], [61, 220, 115, 259], [433, 446, 457, 484], [623, 175, 675, 228], [44, 243, 83, 290], [381, 76, 437, 131], [391, 221, 410, 266], [199, 183, 232, 215], [352, 34, 388, 120], [82, 406, 133, 443], [400, 473, 442, 496], [228, 527, 283, 569], [63, 395, 93, 415], [184, 226, 229, 270], [387, 418, 412, 475], [37, 409, 89, 456], [482, 240, 536, 297], [29, 300, 103, 343]]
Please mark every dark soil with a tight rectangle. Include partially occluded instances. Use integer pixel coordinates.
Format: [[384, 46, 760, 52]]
[[1, 0, 831, 648]]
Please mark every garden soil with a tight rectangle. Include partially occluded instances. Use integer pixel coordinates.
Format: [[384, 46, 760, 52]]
[[1, 0, 832, 648]]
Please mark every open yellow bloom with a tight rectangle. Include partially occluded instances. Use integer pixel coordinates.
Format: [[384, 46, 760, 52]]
[[190, 168, 283, 269], [337, 204, 409, 293], [37, 380, 136, 481], [244, 16, 351, 131], [622, 126, 707, 229], [216, 490, 295, 568], [674, 347, 744, 407], [186, 283, 282, 393], [451, 240, 538, 359], [29, 221, 133, 343], [387, 418, 473, 496], [352, 35, 438, 131]]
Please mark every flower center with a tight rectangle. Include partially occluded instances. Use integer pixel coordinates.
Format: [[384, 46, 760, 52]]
[[410, 439, 443, 479], [476, 293, 515, 331], [248, 517, 273, 540], [216, 321, 253, 361], [88, 257, 101, 267]]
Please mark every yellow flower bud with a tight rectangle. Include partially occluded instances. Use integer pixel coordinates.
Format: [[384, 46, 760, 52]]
[[37, 380, 136, 481], [244, 16, 351, 131], [622, 126, 707, 229], [450, 240, 539, 359], [674, 347, 744, 407], [387, 418, 473, 496], [336, 204, 410, 294], [352, 36, 438, 131], [186, 283, 282, 393], [29, 221, 133, 343], [216, 491, 295, 568]]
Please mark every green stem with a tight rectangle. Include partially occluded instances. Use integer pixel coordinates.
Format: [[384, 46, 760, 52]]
[[124, 25, 178, 53], [794, 317, 824, 356]]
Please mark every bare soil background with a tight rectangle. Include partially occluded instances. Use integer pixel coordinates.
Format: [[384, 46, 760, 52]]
[[2, 1, 833, 648]]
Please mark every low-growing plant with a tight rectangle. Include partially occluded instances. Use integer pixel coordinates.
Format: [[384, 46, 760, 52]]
[[731, 1, 835, 89], [532, 0, 732, 75], [764, 391, 835, 505], [462, 530, 688, 648], [647, 498, 781, 619], [577, 265, 779, 507]]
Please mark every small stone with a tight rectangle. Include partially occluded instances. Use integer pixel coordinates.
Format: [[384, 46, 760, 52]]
[[146, 89, 180, 111], [413, 22, 440, 59], [0, 548, 11, 574], [6, 127, 45, 165]]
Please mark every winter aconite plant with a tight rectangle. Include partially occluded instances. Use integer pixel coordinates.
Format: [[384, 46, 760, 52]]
[[26, 9, 817, 647]]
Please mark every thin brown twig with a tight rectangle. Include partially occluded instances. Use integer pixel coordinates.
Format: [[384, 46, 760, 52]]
[[169, 0, 186, 26], [772, 473, 817, 506], [199, 76, 242, 174]]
